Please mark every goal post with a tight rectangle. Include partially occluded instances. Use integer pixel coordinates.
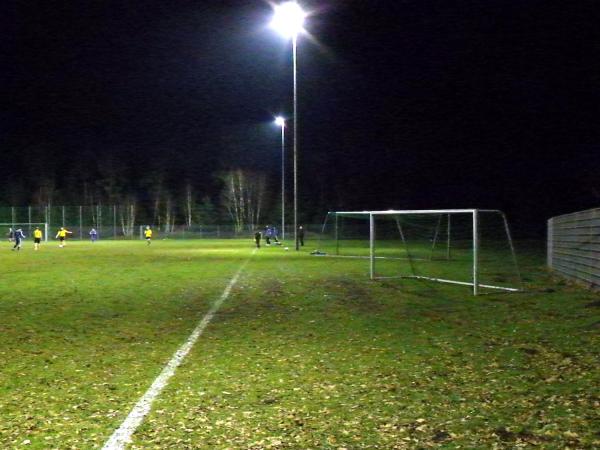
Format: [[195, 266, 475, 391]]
[[316, 209, 522, 295], [0, 223, 49, 242]]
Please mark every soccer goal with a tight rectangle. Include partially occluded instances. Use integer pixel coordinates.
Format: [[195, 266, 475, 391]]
[[316, 210, 522, 295], [1, 223, 49, 242]]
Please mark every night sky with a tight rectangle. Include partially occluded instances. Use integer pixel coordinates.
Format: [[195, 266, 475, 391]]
[[2, 0, 599, 235]]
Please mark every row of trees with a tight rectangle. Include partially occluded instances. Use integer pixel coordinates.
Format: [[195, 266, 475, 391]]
[[1, 169, 275, 233]]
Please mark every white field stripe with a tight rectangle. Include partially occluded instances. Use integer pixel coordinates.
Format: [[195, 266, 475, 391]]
[[102, 249, 256, 450]]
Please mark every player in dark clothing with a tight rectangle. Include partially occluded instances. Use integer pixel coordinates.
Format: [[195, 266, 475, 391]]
[[254, 230, 262, 248], [271, 226, 280, 245], [298, 225, 305, 247], [12, 228, 25, 251], [264, 225, 272, 245]]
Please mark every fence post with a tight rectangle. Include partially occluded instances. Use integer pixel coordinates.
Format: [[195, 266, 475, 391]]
[[369, 213, 375, 280], [547, 218, 553, 269], [97, 205, 102, 238], [472, 209, 479, 296], [447, 214, 451, 260], [113, 205, 117, 240], [335, 214, 339, 256], [79, 206, 83, 240], [28, 206, 32, 236], [130, 204, 134, 240]]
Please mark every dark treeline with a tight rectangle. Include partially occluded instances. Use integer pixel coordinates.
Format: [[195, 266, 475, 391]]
[[0, 124, 343, 229], [2, 118, 599, 237]]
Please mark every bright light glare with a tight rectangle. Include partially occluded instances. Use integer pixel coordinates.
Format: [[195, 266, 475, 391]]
[[270, 2, 306, 38], [274, 116, 286, 127]]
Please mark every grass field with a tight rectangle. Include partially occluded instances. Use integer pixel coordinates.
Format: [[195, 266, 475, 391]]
[[0, 238, 598, 449]]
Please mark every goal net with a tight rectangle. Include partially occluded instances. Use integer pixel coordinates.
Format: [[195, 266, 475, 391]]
[[316, 210, 521, 295], [0, 223, 49, 242]]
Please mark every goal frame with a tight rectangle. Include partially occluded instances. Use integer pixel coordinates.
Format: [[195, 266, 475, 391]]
[[0, 223, 49, 242], [321, 209, 521, 295]]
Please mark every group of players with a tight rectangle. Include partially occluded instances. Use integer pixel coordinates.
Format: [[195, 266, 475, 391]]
[[7, 225, 154, 250], [7, 223, 304, 250], [253, 224, 305, 248]]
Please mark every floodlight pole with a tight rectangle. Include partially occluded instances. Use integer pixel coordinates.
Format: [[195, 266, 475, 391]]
[[280, 122, 286, 240], [270, 2, 304, 250], [293, 34, 299, 251]]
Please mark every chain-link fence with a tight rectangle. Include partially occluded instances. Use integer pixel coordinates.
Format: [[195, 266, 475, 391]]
[[0, 205, 319, 242], [0, 205, 138, 240], [547, 207, 600, 287]]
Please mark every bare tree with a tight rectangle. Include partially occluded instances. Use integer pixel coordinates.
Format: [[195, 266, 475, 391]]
[[119, 201, 137, 236], [220, 169, 267, 233], [185, 183, 193, 228], [162, 197, 177, 233]]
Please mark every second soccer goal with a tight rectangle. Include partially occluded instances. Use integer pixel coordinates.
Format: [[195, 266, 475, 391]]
[[316, 209, 522, 295]]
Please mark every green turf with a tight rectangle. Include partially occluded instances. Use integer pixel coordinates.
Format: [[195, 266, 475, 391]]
[[0, 239, 598, 449]]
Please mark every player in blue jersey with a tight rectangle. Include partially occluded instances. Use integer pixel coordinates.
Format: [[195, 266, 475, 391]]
[[12, 228, 25, 251]]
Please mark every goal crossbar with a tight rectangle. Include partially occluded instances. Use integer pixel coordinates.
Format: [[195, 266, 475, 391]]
[[334, 209, 502, 216]]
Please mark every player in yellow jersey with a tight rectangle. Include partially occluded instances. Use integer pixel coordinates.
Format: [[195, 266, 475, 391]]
[[55, 227, 73, 248], [144, 226, 153, 245], [33, 227, 43, 251]]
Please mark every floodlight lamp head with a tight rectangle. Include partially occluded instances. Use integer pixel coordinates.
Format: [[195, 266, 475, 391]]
[[270, 2, 306, 39], [274, 116, 286, 127]]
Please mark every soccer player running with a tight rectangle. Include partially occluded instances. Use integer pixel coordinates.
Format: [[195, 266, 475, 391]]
[[265, 225, 279, 246], [55, 227, 73, 248], [89, 228, 98, 243], [272, 226, 280, 245], [33, 227, 43, 251], [144, 226, 153, 245], [12, 228, 25, 251]]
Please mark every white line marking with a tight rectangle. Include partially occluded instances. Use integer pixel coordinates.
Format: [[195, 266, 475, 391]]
[[102, 249, 256, 450]]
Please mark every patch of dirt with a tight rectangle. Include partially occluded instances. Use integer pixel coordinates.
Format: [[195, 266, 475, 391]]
[[586, 321, 600, 330], [432, 430, 450, 442], [494, 426, 515, 442], [520, 347, 539, 355], [212, 279, 293, 324], [263, 279, 285, 298], [323, 278, 385, 313]]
